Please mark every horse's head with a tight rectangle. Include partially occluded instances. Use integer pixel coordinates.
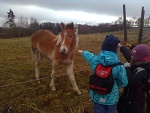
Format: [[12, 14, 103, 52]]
[[58, 22, 79, 55]]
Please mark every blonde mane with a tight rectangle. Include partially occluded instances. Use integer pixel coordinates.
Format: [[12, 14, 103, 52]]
[[74, 24, 79, 50], [75, 32, 79, 49], [55, 34, 62, 46]]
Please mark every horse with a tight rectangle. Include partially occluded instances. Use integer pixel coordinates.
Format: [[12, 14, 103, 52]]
[[31, 22, 82, 95]]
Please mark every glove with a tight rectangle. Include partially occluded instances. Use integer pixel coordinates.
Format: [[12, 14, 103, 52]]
[[124, 62, 131, 67]]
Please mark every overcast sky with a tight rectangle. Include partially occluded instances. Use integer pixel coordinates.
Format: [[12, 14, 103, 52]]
[[0, 0, 150, 26]]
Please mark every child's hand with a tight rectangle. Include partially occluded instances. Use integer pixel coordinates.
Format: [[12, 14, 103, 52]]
[[123, 41, 131, 48], [123, 40, 127, 44], [125, 43, 131, 48], [78, 50, 83, 53], [124, 62, 131, 67], [118, 43, 122, 48]]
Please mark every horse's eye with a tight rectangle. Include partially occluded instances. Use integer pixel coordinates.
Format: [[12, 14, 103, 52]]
[[69, 35, 73, 38]]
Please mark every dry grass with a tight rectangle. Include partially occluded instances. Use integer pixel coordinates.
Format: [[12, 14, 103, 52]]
[[0, 31, 148, 113]]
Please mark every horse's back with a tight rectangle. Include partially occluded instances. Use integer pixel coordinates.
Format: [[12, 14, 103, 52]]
[[31, 30, 55, 43], [31, 30, 57, 55]]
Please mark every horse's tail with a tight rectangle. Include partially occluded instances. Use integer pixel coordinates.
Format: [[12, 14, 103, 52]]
[[31, 45, 43, 64], [31, 30, 43, 65], [31, 44, 39, 65]]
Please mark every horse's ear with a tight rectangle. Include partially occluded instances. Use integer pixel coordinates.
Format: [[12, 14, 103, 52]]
[[70, 22, 74, 30], [66, 22, 74, 30], [61, 22, 66, 30], [70, 22, 74, 29]]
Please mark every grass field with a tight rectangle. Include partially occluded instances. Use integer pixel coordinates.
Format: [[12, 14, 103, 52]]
[[0, 31, 148, 113]]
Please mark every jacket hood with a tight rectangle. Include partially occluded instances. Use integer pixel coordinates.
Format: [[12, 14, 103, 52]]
[[97, 50, 120, 66]]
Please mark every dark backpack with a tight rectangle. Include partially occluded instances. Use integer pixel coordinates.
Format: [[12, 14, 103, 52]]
[[129, 67, 147, 86], [139, 68, 150, 92], [89, 62, 123, 95], [143, 73, 150, 92]]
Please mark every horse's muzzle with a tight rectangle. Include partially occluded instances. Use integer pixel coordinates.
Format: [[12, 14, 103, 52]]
[[60, 48, 67, 54]]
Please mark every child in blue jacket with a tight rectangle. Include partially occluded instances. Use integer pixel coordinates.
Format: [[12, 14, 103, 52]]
[[78, 34, 128, 113]]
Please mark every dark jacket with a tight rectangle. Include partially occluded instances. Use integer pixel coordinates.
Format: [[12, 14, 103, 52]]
[[118, 61, 150, 113], [117, 45, 150, 113]]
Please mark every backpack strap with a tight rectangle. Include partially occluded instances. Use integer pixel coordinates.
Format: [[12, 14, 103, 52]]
[[110, 62, 123, 67]]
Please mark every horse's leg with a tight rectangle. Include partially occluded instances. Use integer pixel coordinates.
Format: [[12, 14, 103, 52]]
[[67, 63, 82, 95], [32, 50, 40, 80], [50, 61, 57, 91]]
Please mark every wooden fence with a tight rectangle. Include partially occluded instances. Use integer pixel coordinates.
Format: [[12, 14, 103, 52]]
[[123, 4, 150, 44]]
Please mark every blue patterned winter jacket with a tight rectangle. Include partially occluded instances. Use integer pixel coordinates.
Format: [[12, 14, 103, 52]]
[[82, 50, 128, 105]]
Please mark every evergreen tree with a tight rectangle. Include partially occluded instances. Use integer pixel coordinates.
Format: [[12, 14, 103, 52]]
[[6, 9, 15, 27]]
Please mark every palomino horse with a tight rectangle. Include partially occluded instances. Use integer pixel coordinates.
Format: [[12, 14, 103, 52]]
[[31, 22, 81, 95]]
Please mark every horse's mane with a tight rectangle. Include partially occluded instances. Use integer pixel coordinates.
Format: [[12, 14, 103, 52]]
[[74, 31, 79, 49], [74, 24, 79, 50], [55, 34, 62, 46]]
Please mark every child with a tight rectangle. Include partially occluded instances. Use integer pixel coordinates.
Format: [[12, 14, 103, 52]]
[[78, 34, 128, 113], [117, 44, 150, 113]]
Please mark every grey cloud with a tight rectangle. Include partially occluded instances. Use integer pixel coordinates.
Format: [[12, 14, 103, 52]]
[[0, 0, 150, 25], [2, 0, 150, 16]]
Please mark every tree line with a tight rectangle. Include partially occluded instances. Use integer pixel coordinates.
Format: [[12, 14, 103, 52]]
[[0, 9, 149, 38]]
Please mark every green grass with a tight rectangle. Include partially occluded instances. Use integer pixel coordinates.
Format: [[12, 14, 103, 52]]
[[0, 31, 148, 113]]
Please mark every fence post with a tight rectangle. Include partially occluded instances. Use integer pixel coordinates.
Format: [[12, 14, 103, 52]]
[[123, 4, 127, 42], [138, 7, 145, 44]]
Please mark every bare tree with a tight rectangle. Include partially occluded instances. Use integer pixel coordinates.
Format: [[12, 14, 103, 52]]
[[17, 16, 29, 28], [144, 16, 150, 27], [30, 17, 40, 34], [114, 17, 123, 24], [1, 16, 8, 27]]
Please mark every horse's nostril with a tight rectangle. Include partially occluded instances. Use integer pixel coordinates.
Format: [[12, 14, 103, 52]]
[[62, 49, 66, 53], [60, 48, 67, 54]]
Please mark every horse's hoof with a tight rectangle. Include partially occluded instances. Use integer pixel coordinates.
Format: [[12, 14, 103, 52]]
[[77, 91, 82, 96], [51, 88, 56, 91], [78, 93, 82, 96], [88, 99, 92, 101], [36, 79, 40, 83]]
